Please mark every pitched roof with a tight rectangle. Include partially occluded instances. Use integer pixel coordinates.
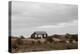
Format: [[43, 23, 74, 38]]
[[34, 31, 47, 34]]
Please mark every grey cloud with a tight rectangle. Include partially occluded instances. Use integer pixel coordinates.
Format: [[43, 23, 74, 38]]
[[11, 1, 78, 36]]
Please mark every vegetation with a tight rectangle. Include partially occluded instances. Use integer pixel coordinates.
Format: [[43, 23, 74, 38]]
[[20, 35, 25, 39], [11, 33, 78, 53], [65, 33, 78, 41], [46, 37, 53, 43]]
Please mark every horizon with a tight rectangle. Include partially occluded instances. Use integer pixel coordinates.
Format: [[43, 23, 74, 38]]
[[11, 32, 78, 38]]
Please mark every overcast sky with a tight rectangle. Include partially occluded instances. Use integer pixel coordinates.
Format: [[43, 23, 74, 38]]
[[11, 1, 78, 37]]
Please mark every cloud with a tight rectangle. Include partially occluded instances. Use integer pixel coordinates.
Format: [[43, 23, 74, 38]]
[[35, 20, 78, 29], [11, 1, 78, 36], [35, 25, 63, 28], [12, 1, 78, 28]]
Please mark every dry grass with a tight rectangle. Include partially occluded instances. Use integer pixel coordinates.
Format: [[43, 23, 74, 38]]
[[11, 36, 78, 53]]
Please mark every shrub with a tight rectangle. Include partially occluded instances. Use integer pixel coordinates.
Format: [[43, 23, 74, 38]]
[[71, 34, 78, 41], [65, 33, 78, 41], [16, 38, 23, 45], [11, 40, 18, 49], [37, 40, 41, 44], [32, 41, 35, 44], [46, 37, 53, 43], [20, 35, 25, 39], [65, 33, 71, 39]]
